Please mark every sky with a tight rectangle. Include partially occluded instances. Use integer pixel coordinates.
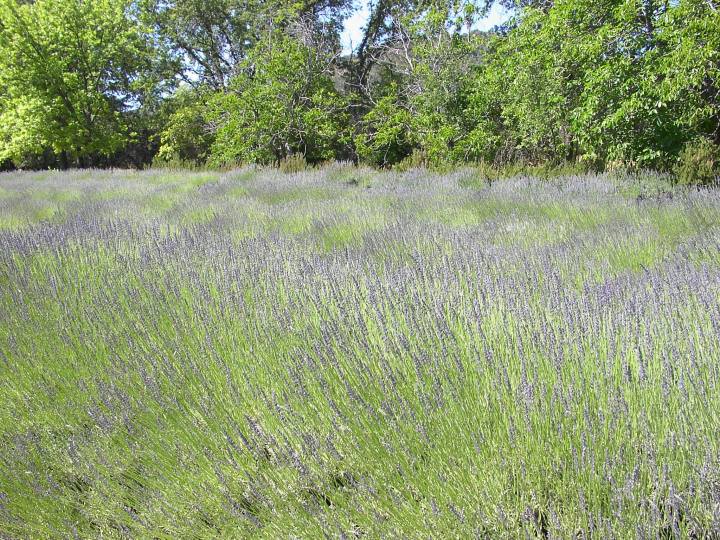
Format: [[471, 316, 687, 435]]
[[341, 2, 512, 54]]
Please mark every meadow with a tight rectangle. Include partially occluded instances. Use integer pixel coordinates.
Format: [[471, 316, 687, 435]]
[[1, 166, 719, 538]]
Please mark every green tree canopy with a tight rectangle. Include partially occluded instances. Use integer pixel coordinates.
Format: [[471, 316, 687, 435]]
[[0, 0, 166, 168], [205, 24, 351, 166], [353, 1, 490, 167], [462, 0, 720, 170], [0, 0, 717, 178], [142, 0, 353, 89]]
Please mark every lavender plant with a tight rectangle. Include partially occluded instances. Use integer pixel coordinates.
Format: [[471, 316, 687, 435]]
[[1, 166, 719, 538]]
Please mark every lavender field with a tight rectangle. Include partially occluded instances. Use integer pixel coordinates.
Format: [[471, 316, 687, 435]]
[[1, 167, 720, 538]]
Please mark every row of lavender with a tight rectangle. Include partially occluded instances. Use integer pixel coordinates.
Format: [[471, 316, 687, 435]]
[[1, 168, 719, 537]]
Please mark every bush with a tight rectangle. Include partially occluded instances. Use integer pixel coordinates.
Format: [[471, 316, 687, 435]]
[[207, 34, 351, 167], [156, 88, 215, 166], [278, 154, 308, 174], [355, 89, 416, 168], [674, 139, 719, 186], [393, 150, 429, 172]]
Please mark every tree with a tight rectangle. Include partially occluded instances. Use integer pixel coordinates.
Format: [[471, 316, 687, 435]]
[[143, 0, 353, 90], [206, 22, 352, 166], [460, 5, 584, 165], [0, 0, 716, 174], [147, 0, 354, 166], [352, 1, 489, 166], [0, 0, 165, 168], [460, 0, 720, 171], [653, 0, 719, 147], [155, 86, 215, 165]]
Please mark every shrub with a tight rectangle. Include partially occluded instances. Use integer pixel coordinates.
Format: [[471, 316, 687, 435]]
[[278, 154, 308, 174], [393, 150, 429, 172], [674, 138, 719, 186], [156, 88, 215, 166], [207, 34, 351, 167]]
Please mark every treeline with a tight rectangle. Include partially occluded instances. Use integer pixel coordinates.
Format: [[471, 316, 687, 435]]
[[0, 0, 718, 182]]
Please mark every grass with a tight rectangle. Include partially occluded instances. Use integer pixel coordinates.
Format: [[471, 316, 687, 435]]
[[1, 167, 720, 538]]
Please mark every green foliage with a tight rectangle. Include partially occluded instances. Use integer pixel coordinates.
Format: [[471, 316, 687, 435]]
[[658, 0, 720, 140], [356, 3, 486, 167], [460, 5, 581, 164], [142, 0, 352, 89], [462, 0, 720, 175], [567, 0, 683, 169], [207, 32, 351, 166], [0, 0, 717, 177], [155, 87, 214, 165], [0, 0, 163, 167], [674, 138, 719, 186], [141, 0, 264, 90], [355, 86, 416, 167]]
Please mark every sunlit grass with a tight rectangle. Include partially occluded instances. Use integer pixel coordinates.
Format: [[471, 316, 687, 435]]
[[0, 214, 25, 230]]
